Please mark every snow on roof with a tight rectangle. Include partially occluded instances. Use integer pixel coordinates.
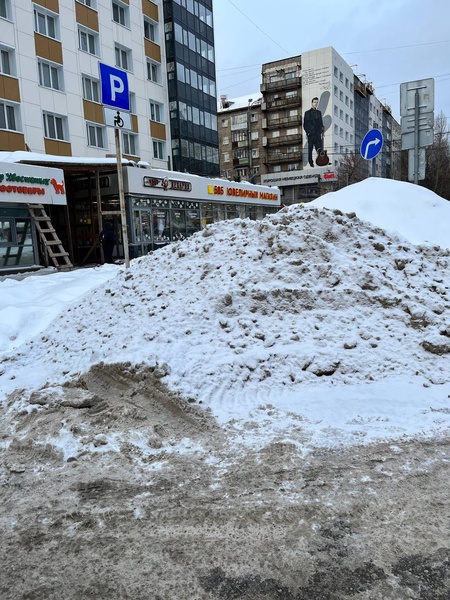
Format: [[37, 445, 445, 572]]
[[218, 93, 263, 112], [0, 151, 133, 167]]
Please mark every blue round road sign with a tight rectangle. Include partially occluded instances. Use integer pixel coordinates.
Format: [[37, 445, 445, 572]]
[[360, 129, 383, 160]]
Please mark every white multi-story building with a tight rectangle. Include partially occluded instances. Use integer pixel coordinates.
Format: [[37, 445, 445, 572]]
[[0, 0, 170, 165]]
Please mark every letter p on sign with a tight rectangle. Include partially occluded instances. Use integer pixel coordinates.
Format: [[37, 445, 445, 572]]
[[99, 62, 130, 112]]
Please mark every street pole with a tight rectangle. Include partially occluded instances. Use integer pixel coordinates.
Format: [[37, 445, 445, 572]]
[[115, 127, 130, 268], [248, 98, 253, 181], [413, 89, 419, 185]]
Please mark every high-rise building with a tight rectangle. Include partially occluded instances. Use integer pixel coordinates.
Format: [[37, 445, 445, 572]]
[[218, 47, 400, 203], [162, 0, 219, 176], [1, 0, 170, 166]]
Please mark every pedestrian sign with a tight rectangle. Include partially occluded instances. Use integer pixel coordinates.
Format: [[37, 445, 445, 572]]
[[360, 129, 383, 161], [99, 63, 130, 112]]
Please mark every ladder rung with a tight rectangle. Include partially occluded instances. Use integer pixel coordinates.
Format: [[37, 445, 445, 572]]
[[46, 240, 63, 246]]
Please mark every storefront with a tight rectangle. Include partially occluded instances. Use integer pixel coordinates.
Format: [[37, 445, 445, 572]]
[[73, 166, 281, 260], [0, 161, 67, 273]]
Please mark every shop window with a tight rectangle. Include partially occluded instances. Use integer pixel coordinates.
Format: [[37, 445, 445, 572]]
[[0, 214, 35, 268]]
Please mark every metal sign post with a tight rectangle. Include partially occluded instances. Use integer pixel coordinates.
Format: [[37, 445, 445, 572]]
[[400, 78, 434, 184], [114, 124, 130, 269], [99, 63, 131, 267], [360, 129, 383, 177]]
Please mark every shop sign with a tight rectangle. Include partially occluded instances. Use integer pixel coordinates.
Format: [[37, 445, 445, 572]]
[[322, 172, 335, 180], [207, 184, 278, 201], [0, 162, 67, 205], [143, 176, 192, 192]]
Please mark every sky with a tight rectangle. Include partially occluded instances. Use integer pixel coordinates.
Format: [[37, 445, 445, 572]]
[[212, 0, 450, 122], [1, 178, 450, 456]]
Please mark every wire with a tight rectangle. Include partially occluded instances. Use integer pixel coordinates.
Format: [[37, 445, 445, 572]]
[[344, 40, 450, 55], [224, 0, 292, 56]]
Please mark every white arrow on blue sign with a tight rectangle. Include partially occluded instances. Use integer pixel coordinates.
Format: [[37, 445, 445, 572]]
[[99, 63, 130, 112], [360, 129, 383, 160]]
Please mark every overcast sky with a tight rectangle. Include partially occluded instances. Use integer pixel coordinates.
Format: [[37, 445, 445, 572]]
[[212, 0, 450, 123]]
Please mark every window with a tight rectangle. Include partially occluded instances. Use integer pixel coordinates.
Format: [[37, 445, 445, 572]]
[[153, 140, 164, 159], [38, 60, 63, 91], [0, 46, 14, 76], [144, 17, 157, 42], [0, 0, 10, 20], [0, 101, 19, 131], [223, 152, 229, 162], [112, 1, 128, 26], [149, 101, 162, 122], [86, 122, 105, 148], [334, 105, 338, 117], [43, 112, 67, 140], [221, 118, 228, 128], [122, 132, 138, 156], [77, 0, 95, 7], [115, 45, 131, 71], [82, 75, 100, 102], [222, 136, 229, 145], [78, 27, 98, 55], [34, 6, 58, 39], [129, 92, 136, 113], [334, 85, 338, 97], [147, 60, 160, 83]]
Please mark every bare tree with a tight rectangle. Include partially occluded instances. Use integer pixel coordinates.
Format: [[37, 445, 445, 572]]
[[422, 112, 450, 200], [335, 152, 369, 189]]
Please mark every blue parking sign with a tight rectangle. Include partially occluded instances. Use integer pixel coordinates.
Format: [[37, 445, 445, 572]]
[[99, 63, 130, 111]]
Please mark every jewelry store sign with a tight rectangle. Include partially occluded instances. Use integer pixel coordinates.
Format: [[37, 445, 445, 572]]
[[0, 162, 67, 205]]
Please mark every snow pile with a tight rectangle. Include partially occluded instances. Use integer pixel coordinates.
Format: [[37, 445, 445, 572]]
[[311, 178, 450, 249], [2, 205, 449, 403]]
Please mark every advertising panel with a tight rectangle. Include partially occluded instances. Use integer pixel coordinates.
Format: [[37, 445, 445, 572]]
[[0, 162, 67, 206], [301, 48, 333, 169]]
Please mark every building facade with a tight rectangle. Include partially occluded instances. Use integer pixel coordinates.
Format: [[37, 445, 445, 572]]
[[1, 0, 171, 166], [163, 0, 219, 176], [218, 47, 400, 204]]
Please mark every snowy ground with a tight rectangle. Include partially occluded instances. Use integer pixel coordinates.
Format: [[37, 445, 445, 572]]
[[1, 178, 449, 598]]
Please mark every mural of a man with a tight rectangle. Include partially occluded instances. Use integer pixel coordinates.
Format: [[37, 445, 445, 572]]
[[303, 97, 324, 167]]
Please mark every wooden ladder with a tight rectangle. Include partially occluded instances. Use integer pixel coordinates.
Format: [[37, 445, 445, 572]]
[[28, 204, 73, 270]]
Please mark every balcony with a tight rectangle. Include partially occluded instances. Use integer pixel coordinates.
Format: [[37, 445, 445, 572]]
[[264, 149, 302, 164], [263, 134, 302, 147], [260, 76, 301, 92], [233, 157, 250, 166], [262, 95, 301, 111], [262, 114, 302, 129]]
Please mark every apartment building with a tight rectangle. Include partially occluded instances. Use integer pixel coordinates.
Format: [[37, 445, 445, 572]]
[[218, 46, 400, 204], [0, 0, 170, 165], [163, 0, 219, 176]]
